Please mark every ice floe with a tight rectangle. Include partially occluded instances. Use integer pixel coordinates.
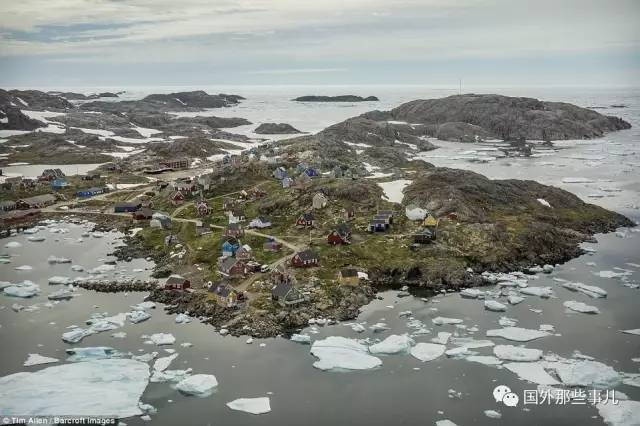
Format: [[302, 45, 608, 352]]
[[552, 360, 620, 388], [148, 333, 176, 346], [563, 300, 600, 314], [519, 286, 554, 298], [3, 281, 40, 298], [48, 276, 72, 285], [226, 397, 271, 415], [291, 333, 311, 344], [4, 241, 22, 248], [153, 354, 178, 372], [176, 374, 218, 396], [596, 400, 640, 426], [561, 282, 607, 298], [23, 353, 59, 366], [66, 347, 123, 362], [432, 317, 464, 325], [484, 300, 507, 312], [128, 310, 151, 323], [310, 336, 382, 371], [493, 345, 542, 362], [0, 359, 150, 418], [369, 334, 414, 355], [410, 343, 446, 362], [503, 362, 560, 385], [431, 332, 452, 345], [486, 327, 550, 342]]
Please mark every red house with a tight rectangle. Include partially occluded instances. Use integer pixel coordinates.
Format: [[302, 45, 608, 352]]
[[296, 212, 315, 228], [291, 249, 319, 268], [171, 191, 185, 206], [132, 208, 153, 220], [195, 200, 211, 216], [327, 223, 351, 245], [164, 275, 191, 290]]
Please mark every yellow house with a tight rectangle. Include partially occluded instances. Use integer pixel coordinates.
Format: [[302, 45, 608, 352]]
[[423, 215, 438, 228], [338, 268, 360, 285]]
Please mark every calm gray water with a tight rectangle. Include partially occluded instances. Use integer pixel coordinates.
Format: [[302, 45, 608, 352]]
[[0, 86, 639, 425]]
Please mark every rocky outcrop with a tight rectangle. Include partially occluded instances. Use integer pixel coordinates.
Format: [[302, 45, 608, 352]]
[[0, 89, 74, 111], [81, 90, 243, 113], [0, 107, 42, 130], [379, 94, 631, 141], [293, 95, 379, 102], [254, 123, 301, 134]]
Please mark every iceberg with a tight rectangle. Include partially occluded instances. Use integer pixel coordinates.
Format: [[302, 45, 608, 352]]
[[149, 333, 176, 345], [460, 288, 484, 298], [23, 353, 59, 366], [27, 236, 46, 242], [48, 255, 72, 264], [484, 300, 507, 312], [369, 322, 390, 332], [128, 310, 151, 324], [369, 334, 414, 355], [519, 286, 554, 298], [484, 410, 502, 419], [436, 420, 458, 426], [561, 282, 607, 298], [410, 343, 446, 362], [3, 281, 40, 298], [552, 360, 620, 389], [621, 329, 640, 336], [62, 328, 94, 343], [486, 327, 550, 342], [563, 300, 600, 314], [310, 336, 382, 371], [176, 374, 218, 396], [226, 397, 271, 415], [153, 354, 178, 372], [88, 264, 116, 274], [507, 295, 525, 305], [290, 334, 311, 344], [66, 347, 123, 362], [14, 265, 33, 271], [175, 313, 191, 323], [431, 332, 452, 345], [48, 288, 74, 300], [132, 301, 156, 311], [596, 400, 640, 426], [0, 359, 150, 418], [503, 362, 561, 385], [432, 317, 464, 325], [4, 241, 22, 248], [493, 345, 543, 362], [48, 276, 72, 285]]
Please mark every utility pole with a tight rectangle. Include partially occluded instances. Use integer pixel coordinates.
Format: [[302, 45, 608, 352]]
[[459, 78, 462, 95]]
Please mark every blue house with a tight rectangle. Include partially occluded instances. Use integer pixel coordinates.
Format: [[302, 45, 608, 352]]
[[51, 179, 69, 190], [273, 166, 287, 180], [304, 167, 319, 178], [282, 176, 293, 188], [76, 187, 104, 198], [222, 240, 239, 257]]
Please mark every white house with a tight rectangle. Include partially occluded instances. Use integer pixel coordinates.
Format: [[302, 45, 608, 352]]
[[248, 216, 272, 229], [312, 193, 328, 210]]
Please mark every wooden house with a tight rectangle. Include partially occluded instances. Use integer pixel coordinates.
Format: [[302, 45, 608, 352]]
[[312, 192, 328, 209], [228, 208, 245, 223], [294, 173, 311, 190], [222, 239, 239, 257], [303, 167, 319, 178], [271, 281, 304, 306], [164, 275, 190, 290], [219, 257, 247, 277], [132, 208, 153, 220], [342, 207, 356, 221], [208, 282, 241, 308], [327, 223, 351, 245], [236, 244, 253, 261], [51, 179, 69, 190], [368, 219, 388, 233], [248, 216, 272, 229], [338, 268, 360, 285], [195, 200, 211, 216], [273, 166, 288, 180], [170, 191, 185, 206], [39, 168, 64, 182], [17, 194, 56, 209], [159, 159, 189, 170], [195, 220, 211, 236], [224, 223, 244, 238], [423, 215, 438, 230], [413, 228, 435, 244], [296, 212, 315, 228], [76, 187, 105, 198], [291, 249, 319, 268], [114, 201, 141, 213], [281, 176, 293, 188]]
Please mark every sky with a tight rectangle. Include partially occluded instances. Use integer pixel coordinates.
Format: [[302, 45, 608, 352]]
[[0, 0, 639, 88]]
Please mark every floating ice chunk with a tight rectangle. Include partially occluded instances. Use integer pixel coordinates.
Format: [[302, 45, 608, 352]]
[[351, 323, 366, 333], [484, 300, 507, 312], [150, 368, 192, 383], [23, 353, 59, 366], [149, 333, 175, 345], [153, 354, 178, 372], [226, 397, 271, 415], [369, 322, 390, 332], [562, 282, 607, 298], [621, 329, 640, 336], [507, 295, 525, 305], [552, 360, 620, 388], [27, 236, 45, 242], [369, 334, 414, 355], [112, 332, 127, 339], [131, 301, 155, 311], [498, 316, 518, 327], [176, 374, 218, 396], [562, 177, 594, 183], [519, 286, 553, 298], [48, 255, 71, 264], [466, 356, 502, 365], [450, 338, 494, 349], [71, 265, 84, 272], [597, 270, 632, 279], [132, 352, 157, 363], [486, 327, 550, 342], [14, 265, 33, 271], [62, 328, 94, 343], [291, 334, 311, 344], [4, 241, 22, 248], [87, 313, 127, 332], [66, 347, 123, 362], [494, 345, 542, 362], [175, 313, 191, 324], [48, 276, 71, 285], [436, 419, 458, 426], [503, 362, 561, 385], [484, 409, 502, 419], [460, 288, 484, 299], [563, 300, 600, 314], [596, 400, 640, 426], [431, 332, 452, 345], [410, 343, 446, 362], [128, 311, 151, 323], [0, 359, 150, 418], [48, 288, 74, 300], [88, 264, 116, 274], [310, 336, 382, 371], [3, 281, 40, 298], [432, 317, 463, 325]]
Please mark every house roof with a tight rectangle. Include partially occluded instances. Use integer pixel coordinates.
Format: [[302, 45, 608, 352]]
[[337, 223, 351, 235], [370, 219, 387, 225], [271, 281, 292, 298], [211, 282, 236, 297], [300, 212, 314, 221], [220, 256, 241, 271], [340, 268, 359, 278], [295, 249, 318, 262], [20, 194, 56, 205], [136, 207, 153, 216], [115, 201, 141, 208], [166, 274, 187, 285], [378, 210, 395, 216]]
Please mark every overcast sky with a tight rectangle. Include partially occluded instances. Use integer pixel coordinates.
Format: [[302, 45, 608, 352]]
[[0, 0, 638, 88]]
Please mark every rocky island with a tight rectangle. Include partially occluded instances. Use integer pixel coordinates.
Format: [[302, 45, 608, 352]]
[[292, 95, 379, 102], [254, 123, 302, 134]]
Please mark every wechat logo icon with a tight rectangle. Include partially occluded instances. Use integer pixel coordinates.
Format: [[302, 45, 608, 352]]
[[493, 385, 519, 407]]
